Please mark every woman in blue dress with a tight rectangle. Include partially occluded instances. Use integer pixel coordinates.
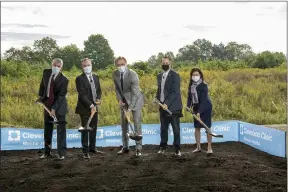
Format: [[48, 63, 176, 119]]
[[186, 68, 213, 154]]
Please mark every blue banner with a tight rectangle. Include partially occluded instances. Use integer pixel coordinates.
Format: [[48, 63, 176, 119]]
[[1, 121, 286, 158], [238, 121, 286, 158], [1, 121, 238, 151]]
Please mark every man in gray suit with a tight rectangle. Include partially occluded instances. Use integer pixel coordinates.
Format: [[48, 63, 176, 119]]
[[112, 56, 144, 157]]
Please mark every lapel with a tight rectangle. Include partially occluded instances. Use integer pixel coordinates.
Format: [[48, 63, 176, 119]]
[[164, 70, 172, 89], [81, 72, 91, 90], [123, 69, 130, 90], [92, 74, 98, 89], [54, 72, 62, 86], [158, 72, 163, 87], [114, 70, 122, 91]]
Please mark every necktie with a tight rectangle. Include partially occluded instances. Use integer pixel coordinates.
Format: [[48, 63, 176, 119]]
[[89, 76, 97, 103], [120, 72, 124, 91], [48, 75, 55, 106]]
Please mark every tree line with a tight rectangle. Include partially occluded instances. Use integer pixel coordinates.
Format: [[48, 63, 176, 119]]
[[2, 34, 287, 70]]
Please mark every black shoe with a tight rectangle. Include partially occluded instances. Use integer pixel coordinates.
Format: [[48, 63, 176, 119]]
[[83, 153, 90, 159], [135, 150, 142, 157], [117, 148, 129, 155], [90, 149, 104, 154], [157, 148, 166, 154], [40, 153, 52, 159], [175, 150, 181, 157]]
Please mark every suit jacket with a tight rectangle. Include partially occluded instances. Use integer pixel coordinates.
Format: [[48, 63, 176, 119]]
[[186, 81, 212, 114], [112, 69, 144, 111], [38, 69, 69, 116], [75, 72, 102, 115], [156, 70, 183, 112]]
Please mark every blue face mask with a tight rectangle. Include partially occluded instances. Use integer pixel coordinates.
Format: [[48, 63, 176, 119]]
[[52, 66, 60, 75]]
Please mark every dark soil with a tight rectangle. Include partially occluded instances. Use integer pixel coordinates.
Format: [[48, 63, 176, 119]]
[[0, 142, 286, 192]]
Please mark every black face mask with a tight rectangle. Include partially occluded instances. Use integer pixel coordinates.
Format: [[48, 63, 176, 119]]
[[162, 65, 170, 71]]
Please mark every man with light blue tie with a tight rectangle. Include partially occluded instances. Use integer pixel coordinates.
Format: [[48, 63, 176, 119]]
[[75, 58, 102, 159]]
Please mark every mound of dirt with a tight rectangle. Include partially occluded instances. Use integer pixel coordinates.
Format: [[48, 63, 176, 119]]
[[1, 142, 286, 192]]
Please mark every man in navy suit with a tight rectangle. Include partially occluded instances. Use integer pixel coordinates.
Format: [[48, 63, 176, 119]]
[[155, 56, 183, 156]]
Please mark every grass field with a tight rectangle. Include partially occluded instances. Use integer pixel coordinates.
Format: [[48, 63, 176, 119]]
[[1, 65, 287, 129]]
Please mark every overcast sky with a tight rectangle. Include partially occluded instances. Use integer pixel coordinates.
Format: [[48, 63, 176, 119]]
[[1, 2, 286, 63]]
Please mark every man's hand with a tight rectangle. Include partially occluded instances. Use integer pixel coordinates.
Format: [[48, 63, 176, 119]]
[[127, 108, 132, 112], [96, 99, 102, 105], [162, 104, 168, 110], [50, 109, 56, 117], [91, 105, 97, 114], [35, 97, 41, 103], [119, 100, 126, 107]]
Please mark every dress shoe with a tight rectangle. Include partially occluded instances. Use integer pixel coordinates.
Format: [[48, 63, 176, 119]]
[[157, 148, 166, 154], [83, 153, 90, 159], [175, 150, 181, 157], [135, 150, 142, 157], [58, 156, 65, 160], [90, 149, 104, 154], [117, 148, 129, 155], [40, 153, 52, 159]]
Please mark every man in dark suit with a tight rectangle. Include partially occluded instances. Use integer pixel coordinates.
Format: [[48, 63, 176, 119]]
[[75, 58, 102, 159], [38, 58, 69, 160], [155, 56, 183, 156]]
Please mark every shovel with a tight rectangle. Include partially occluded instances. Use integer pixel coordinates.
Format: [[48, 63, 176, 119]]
[[35, 99, 66, 125], [186, 107, 223, 138], [152, 98, 173, 115], [121, 107, 143, 141], [78, 100, 102, 133]]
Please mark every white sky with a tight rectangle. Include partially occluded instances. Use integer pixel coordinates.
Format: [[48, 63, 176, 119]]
[[1, 2, 287, 63]]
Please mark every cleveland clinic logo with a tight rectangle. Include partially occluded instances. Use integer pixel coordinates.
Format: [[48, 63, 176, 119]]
[[96, 129, 104, 139], [240, 124, 244, 135], [8, 130, 21, 141]]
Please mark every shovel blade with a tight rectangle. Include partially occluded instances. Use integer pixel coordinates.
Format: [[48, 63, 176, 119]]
[[78, 126, 93, 133], [128, 134, 143, 141]]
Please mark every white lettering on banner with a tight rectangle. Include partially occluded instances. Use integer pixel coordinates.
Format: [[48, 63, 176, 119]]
[[23, 141, 43, 146], [105, 131, 122, 137], [183, 127, 193, 133], [261, 132, 272, 141], [183, 135, 193, 140], [105, 139, 121, 143], [243, 128, 273, 142], [67, 132, 81, 139], [182, 128, 209, 133], [213, 125, 230, 132], [244, 136, 251, 143], [142, 129, 157, 135], [23, 132, 44, 139]]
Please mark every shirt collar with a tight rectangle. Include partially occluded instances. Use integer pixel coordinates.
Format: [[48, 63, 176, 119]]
[[162, 69, 171, 75]]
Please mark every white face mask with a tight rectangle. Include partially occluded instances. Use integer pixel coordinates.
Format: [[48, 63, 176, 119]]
[[52, 66, 60, 75], [83, 66, 92, 75], [118, 66, 126, 73], [192, 76, 200, 82]]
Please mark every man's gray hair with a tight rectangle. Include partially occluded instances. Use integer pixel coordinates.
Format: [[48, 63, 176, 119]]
[[52, 58, 63, 66]]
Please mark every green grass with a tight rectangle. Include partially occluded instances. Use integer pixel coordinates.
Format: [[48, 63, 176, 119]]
[[1, 65, 286, 129]]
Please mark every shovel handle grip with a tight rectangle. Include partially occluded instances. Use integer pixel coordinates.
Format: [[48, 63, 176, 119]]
[[36, 100, 57, 120], [153, 98, 172, 115]]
